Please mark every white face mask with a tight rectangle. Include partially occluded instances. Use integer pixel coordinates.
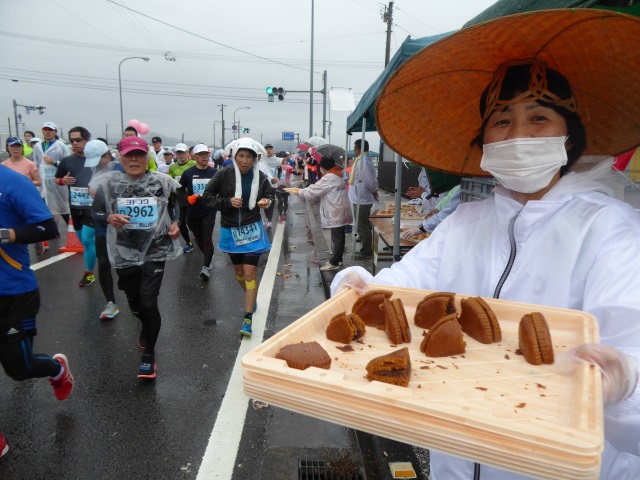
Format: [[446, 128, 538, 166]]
[[480, 136, 568, 194]]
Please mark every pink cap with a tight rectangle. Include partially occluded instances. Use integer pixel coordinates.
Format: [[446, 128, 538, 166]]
[[118, 136, 148, 155]]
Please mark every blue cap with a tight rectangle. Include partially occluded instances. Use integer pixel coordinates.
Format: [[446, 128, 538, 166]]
[[6, 136, 23, 147]]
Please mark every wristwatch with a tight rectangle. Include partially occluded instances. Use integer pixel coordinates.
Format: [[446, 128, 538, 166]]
[[0, 229, 11, 244]]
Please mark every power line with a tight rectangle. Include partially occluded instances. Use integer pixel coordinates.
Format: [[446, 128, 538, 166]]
[[0, 74, 354, 104], [0, 31, 383, 69], [394, 5, 442, 35], [105, 0, 320, 74]]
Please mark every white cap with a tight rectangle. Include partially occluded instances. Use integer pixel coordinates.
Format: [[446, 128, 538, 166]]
[[30, 137, 42, 144], [175, 143, 188, 152], [162, 149, 173, 155], [192, 144, 209, 155], [83, 140, 109, 167], [42, 121, 58, 130]]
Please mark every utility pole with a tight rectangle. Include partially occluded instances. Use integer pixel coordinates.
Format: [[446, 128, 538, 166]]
[[218, 104, 227, 147], [310, 0, 315, 138], [105, 124, 109, 145], [322, 70, 327, 138], [383, 1, 394, 67]]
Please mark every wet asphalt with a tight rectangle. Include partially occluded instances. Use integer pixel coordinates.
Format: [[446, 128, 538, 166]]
[[0, 185, 427, 480]]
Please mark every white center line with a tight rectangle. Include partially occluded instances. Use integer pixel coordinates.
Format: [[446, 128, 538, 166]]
[[196, 222, 285, 480], [31, 252, 76, 271]]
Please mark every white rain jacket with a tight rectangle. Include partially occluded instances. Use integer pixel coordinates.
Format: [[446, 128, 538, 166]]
[[298, 171, 353, 228], [331, 157, 640, 480], [32, 140, 70, 215]]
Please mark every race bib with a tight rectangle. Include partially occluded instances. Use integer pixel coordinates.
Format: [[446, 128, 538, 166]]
[[192, 178, 209, 195], [117, 197, 158, 230], [231, 221, 260, 246], [270, 168, 277, 178], [43, 164, 57, 179], [70, 187, 92, 207]]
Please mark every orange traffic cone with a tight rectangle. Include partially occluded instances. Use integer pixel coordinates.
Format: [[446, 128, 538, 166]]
[[59, 218, 84, 253]]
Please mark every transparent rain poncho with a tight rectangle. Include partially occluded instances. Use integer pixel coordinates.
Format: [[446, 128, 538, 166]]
[[91, 171, 182, 268], [33, 142, 70, 215]]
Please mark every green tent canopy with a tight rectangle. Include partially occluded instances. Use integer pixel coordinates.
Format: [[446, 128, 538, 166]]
[[464, 0, 640, 27], [346, 32, 453, 134]]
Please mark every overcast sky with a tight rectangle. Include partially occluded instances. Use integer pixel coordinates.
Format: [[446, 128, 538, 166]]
[[1, 0, 496, 151]]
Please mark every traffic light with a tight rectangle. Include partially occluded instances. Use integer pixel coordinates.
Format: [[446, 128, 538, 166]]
[[266, 87, 286, 101], [241, 127, 250, 133]]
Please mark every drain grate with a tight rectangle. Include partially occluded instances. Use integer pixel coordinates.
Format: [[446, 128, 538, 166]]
[[298, 459, 363, 480]]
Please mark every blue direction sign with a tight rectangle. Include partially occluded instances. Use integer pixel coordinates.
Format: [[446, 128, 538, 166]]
[[282, 131, 294, 140]]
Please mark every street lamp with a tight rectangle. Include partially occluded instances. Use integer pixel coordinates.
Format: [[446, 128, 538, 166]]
[[119, 56, 150, 136], [233, 107, 251, 139]]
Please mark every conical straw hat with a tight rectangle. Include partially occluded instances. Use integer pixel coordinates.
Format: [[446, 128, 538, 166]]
[[375, 9, 640, 176]]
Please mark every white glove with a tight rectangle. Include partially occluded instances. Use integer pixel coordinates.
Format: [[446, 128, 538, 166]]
[[556, 343, 639, 407], [401, 228, 422, 240], [333, 271, 370, 296]]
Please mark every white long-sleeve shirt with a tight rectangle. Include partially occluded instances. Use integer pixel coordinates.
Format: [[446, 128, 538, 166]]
[[331, 157, 640, 480]]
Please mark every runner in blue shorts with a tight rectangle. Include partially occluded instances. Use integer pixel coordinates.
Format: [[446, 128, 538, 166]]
[[202, 138, 274, 337]]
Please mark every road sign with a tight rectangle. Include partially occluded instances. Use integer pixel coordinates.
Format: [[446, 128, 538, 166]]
[[282, 132, 295, 141], [231, 124, 237, 131]]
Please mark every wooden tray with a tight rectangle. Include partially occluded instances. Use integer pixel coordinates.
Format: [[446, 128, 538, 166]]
[[242, 286, 603, 479], [371, 204, 423, 220]]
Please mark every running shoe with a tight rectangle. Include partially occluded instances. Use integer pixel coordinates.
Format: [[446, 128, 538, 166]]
[[100, 302, 119, 320], [137, 354, 157, 379], [34, 242, 45, 255], [199, 266, 211, 281], [320, 262, 340, 272], [49, 354, 74, 401], [240, 318, 253, 337], [79, 272, 95, 287], [266, 221, 272, 232], [43, 241, 50, 250], [0, 433, 8, 458], [282, 214, 287, 222], [183, 243, 194, 253]]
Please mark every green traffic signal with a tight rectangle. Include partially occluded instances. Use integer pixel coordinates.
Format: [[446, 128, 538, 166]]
[[266, 87, 274, 95]]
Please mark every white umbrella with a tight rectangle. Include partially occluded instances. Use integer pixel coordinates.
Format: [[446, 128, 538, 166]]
[[307, 136, 328, 146]]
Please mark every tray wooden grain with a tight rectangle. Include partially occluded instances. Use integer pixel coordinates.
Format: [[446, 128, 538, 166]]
[[242, 285, 603, 479]]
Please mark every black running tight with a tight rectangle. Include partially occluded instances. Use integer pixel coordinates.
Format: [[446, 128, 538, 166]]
[[126, 294, 161, 356], [95, 235, 115, 303], [0, 335, 61, 381]]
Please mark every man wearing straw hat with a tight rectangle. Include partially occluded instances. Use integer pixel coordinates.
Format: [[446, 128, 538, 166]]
[[332, 9, 640, 480]]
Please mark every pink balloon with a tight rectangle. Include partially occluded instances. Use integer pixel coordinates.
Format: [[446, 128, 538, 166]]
[[138, 123, 150, 135], [128, 119, 141, 130]]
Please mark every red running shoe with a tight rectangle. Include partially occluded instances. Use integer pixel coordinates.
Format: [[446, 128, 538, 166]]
[[0, 433, 8, 458], [49, 354, 74, 401]]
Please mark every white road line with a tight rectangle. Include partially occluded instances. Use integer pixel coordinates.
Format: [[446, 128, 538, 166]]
[[196, 222, 285, 480], [31, 252, 76, 271]]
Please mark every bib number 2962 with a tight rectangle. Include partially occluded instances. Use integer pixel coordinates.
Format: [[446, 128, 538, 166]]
[[117, 197, 158, 230]]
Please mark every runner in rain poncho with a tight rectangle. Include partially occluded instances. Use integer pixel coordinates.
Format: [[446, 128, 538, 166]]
[[91, 136, 181, 380], [32, 122, 70, 219]]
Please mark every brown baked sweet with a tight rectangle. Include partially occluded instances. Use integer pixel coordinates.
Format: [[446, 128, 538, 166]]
[[275, 341, 332, 370], [519, 312, 554, 365], [352, 289, 393, 329], [382, 297, 411, 344], [326, 312, 366, 344], [414, 292, 457, 329], [365, 347, 411, 387], [458, 297, 502, 344], [420, 313, 466, 357]]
